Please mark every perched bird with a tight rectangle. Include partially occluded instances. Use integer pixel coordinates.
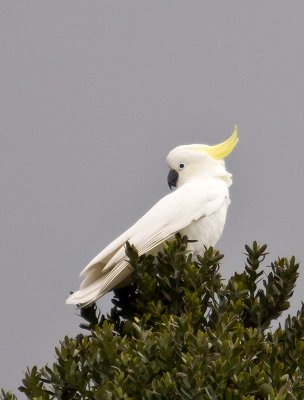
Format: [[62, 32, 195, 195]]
[[66, 126, 238, 306]]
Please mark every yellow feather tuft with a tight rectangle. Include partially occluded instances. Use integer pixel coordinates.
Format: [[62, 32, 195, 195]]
[[204, 125, 239, 160]]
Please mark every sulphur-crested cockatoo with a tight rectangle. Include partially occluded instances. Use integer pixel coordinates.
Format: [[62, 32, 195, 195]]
[[66, 126, 238, 306]]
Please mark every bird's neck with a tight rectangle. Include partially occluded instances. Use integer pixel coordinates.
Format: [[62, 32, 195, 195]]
[[178, 166, 232, 188]]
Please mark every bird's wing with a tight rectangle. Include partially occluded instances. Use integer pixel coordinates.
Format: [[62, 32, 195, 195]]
[[82, 180, 227, 276], [126, 181, 227, 256]]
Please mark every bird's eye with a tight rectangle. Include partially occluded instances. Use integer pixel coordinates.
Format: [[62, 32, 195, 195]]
[[179, 163, 185, 169]]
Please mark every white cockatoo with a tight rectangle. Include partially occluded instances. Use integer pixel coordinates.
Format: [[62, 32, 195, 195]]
[[66, 126, 238, 306]]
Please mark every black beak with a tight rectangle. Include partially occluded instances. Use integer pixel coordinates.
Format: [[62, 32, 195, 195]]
[[167, 169, 178, 190]]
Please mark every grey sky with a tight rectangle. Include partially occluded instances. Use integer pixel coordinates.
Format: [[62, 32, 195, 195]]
[[1, 1, 304, 395]]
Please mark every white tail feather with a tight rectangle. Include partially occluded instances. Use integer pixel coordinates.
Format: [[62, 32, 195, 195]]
[[66, 260, 133, 306]]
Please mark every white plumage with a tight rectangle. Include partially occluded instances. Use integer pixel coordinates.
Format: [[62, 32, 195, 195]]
[[66, 127, 238, 306]]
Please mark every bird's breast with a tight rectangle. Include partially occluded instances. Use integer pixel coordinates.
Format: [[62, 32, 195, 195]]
[[180, 198, 229, 255]]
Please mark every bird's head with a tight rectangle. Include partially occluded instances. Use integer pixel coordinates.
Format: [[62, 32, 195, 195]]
[[166, 125, 239, 189]]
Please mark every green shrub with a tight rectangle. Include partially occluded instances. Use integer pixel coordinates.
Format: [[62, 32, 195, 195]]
[[2, 235, 304, 399]]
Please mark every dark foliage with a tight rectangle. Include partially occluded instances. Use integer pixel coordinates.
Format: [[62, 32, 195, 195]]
[[1, 235, 303, 399]]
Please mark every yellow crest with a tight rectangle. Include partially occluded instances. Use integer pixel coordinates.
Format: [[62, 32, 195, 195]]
[[204, 125, 239, 160]]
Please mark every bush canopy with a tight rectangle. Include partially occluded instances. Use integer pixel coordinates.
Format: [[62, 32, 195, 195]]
[[2, 235, 304, 399]]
